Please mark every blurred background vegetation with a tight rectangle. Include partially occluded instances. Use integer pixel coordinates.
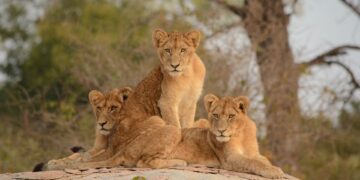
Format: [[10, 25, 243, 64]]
[[0, 0, 359, 179]]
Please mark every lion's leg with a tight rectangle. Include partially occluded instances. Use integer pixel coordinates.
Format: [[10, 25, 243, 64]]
[[76, 152, 126, 169], [46, 153, 83, 170], [131, 121, 184, 169], [46, 148, 114, 170], [137, 158, 187, 169], [82, 148, 114, 162], [158, 94, 181, 128], [223, 154, 285, 179], [255, 155, 272, 166], [82, 130, 108, 161], [179, 102, 197, 128]]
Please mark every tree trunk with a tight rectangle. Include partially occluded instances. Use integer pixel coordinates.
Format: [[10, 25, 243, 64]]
[[242, 0, 300, 167]]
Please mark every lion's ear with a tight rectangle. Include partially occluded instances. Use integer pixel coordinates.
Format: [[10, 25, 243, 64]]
[[89, 90, 104, 105], [204, 94, 219, 112], [119, 87, 133, 102], [185, 30, 201, 48], [233, 96, 250, 114], [152, 29, 168, 48]]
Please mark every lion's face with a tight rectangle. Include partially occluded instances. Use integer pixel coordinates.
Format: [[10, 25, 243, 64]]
[[204, 94, 250, 142], [88, 87, 133, 135], [152, 29, 201, 77]]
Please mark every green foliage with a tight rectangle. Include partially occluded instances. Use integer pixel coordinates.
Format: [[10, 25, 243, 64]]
[[0, 113, 96, 173], [0, 0, 194, 173], [132, 176, 146, 180], [297, 102, 360, 180]]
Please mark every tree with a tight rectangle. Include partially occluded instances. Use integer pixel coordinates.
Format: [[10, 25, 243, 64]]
[[213, 0, 360, 169]]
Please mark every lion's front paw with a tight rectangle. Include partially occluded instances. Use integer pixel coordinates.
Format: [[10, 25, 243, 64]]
[[174, 159, 187, 167], [46, 159, 66, 170], [258, 166, 286, 179], [81, 152, 92, 162]]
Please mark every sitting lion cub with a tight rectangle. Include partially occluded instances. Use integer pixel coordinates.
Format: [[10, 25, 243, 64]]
[[46, 88, 186, 170], [169, 94, 285, 179], [153, 29, 206, 128]]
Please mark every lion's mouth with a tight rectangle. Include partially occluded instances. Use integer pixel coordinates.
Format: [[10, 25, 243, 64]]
[[169, 69, 183, 76], [100, 128, 111, 135], [215, 135, 231, 142], [217, 134, 231, 138], [171, 69, 181, 72], [100, 127, 110, 131]]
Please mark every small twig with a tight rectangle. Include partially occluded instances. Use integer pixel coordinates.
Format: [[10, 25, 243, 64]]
[[205, 22, 241, 39], [212, 0, 247, 18], [341, 0, 360, 18], [302, 45, 360, 66]]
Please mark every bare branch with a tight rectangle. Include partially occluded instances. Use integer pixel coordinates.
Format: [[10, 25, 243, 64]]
[[330, 60, 360, 88], [212, 0, 247, 18], [205, 22, 241, 39], [302, 45, 360, 66], [302, 45, 360, 103], [341, 0, 360, 17]]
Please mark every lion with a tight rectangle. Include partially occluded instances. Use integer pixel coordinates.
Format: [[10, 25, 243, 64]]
[[167, 94, 285, 179], [46, 88, 187, 170], [43, 87, 133, 169], [83, 86, 133, 160], [153, 29, 206, 128], [44, 29, 205, 170], [49, 93, 285, 179]]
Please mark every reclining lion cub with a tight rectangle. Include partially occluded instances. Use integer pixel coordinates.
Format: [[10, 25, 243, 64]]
[[168, 94, 285, 179], [50, 93, 284, 179], [45, 87, 133, 169], [46, 88, 186, 170]]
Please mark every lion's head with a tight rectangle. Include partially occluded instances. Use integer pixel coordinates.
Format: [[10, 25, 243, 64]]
[[152, 29, 201, 77], [204, 94, 250, 142], [88, 87, 133, 135]]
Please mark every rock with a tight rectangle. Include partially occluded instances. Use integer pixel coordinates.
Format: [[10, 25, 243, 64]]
[[0, 164, 298, 180]]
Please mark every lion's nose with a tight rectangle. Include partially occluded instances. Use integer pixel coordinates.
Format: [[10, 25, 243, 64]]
[[218, 129, 227, 134], [99, 122, 107, 127], [171, 64, 180, 68]]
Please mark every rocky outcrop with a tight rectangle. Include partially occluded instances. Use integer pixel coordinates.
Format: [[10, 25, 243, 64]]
[[0, 164, 298, 180]]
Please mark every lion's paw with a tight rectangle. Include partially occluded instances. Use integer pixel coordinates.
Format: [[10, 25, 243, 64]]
[[46, 159, 67, 170], [258, 166, 286, 179]]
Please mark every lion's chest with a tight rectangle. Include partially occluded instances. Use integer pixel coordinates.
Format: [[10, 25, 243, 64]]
[[162, 73, 203, 101], [226, 139, 245, 156]]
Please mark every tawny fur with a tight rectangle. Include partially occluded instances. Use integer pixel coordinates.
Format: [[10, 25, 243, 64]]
[[45, 29, 206, 169], [153, 29, 206, 128], [168, 94, 285, 179], [45, 87, 133, 169], [46, 86, 186, 170], [46, 91, 285, 179], [84, 87, 133, 161]]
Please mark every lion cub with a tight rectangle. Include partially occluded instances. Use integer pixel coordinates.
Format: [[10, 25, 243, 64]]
[[170, 94, 285, 179], [83, 87, 133, 161], [44, 87, 133, 170], [153, 29, 206, 128]]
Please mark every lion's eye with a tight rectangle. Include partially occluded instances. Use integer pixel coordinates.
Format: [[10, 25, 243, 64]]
[[96, 106, 101, 111], [164, 48, 171, 53], [110, 106, 117, 112], [229, 114, 235, 119], [181, 48, 186, 53], [213, 114, 219, 118]]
